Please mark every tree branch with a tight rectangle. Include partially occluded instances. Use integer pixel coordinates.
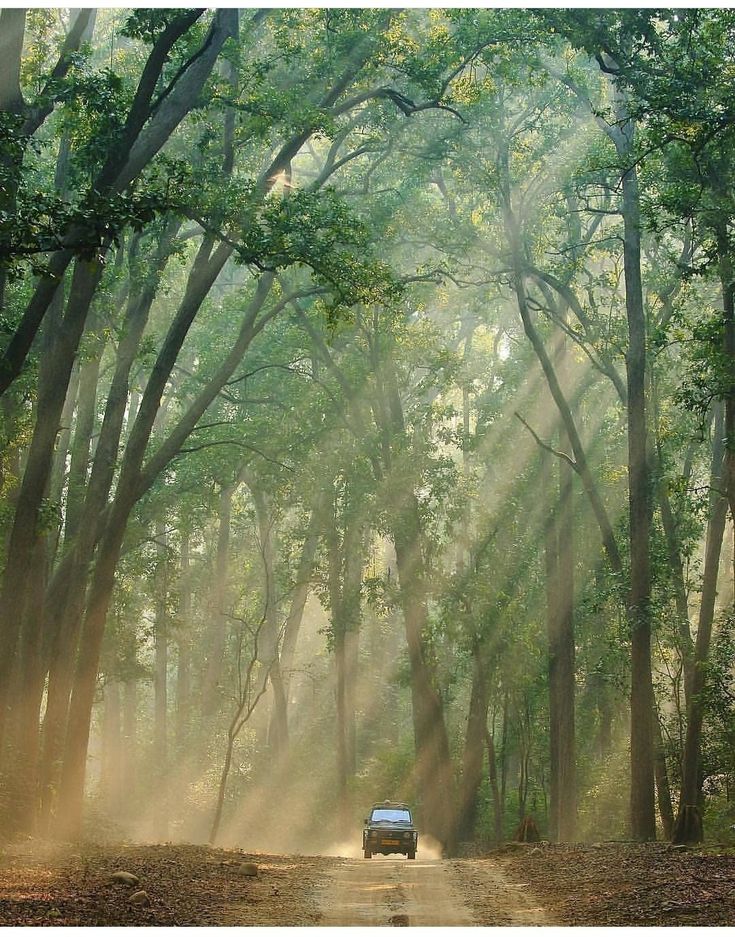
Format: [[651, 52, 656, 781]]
[[514, 412, 578, 469]]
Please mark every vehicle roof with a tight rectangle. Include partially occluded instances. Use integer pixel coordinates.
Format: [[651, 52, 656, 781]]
[[370, 801, 410, 810]]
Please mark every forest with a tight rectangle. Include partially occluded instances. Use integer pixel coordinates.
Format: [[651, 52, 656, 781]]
[[1, 8, 735, 863]]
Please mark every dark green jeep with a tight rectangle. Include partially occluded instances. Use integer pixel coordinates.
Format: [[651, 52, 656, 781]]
[[362, 802, 418, 859]]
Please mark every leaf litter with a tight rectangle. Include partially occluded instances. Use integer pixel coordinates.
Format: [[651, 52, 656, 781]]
[[0, 841, 334, 926], [491, 841, 735, 926]]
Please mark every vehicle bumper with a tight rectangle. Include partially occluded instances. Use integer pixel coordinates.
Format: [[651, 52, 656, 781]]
[[363, 833, 418, 855]]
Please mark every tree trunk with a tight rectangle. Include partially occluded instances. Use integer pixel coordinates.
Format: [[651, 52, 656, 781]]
[[251, 483, 288, 757], [715, 221, 735, 541], [544, 443, 560, 842], [0, 8, 26, 314], [275, 491, 328, 710], [64, 341, 103, 543], [153, 519, 168, 838], [330, 486, 364, 836], [500, 691, 509, 815], [202, 484, 234, 715], [209, 727, 235, 846], [122, 671, 138, 806], [100, 678, 122, 810], [176, 532, 192, 751], [553, 426, 576, 842], [657, 477, 695, 702], [328, 497, 348, 834], [620, 130, 656, 842], [48, 359, 79, 514], [457, 645, 489, 843], [0, 10, 25, 113], [5, 534, 49, 833], [486, 729, 503, 843], [653, 710, 674, 840], [673, 401, 728, 843]]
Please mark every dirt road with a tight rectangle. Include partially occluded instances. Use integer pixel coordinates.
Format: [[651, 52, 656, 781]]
[[314, 853, 550, 927]]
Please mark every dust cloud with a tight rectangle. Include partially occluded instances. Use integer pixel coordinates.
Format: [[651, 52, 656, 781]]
[[415, 834, 443, 860], [322, 832, 444, 861], [322, 838, 364, 858]]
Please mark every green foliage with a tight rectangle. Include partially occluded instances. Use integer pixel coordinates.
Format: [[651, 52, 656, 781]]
[[121, 10, 196, 43]]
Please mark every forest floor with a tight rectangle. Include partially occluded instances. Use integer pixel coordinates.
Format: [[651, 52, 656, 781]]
[[0, 838, 734, 926]]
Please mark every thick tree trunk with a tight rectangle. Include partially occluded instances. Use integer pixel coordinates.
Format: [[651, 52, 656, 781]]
[[38, 567, 90, 831], [1, 287, 83, 788], [457, 645, 489, 843], [0, 8, 26, 314], [5, 535, 49, 833], [715, 222, 735, 537], [544, 447, 561, 843], [0, 11, 25, 114], [620, 142, 656, 842]]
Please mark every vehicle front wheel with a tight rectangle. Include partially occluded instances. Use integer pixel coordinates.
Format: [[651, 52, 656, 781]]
[[364, 849, 372, 859], [407, 851, 416, 859]]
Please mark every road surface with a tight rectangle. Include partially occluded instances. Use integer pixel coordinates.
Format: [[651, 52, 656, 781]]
[[314, 853, 550, 927]]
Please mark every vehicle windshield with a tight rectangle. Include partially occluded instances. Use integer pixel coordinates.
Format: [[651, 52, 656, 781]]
[[370, 808, 411, 823]]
